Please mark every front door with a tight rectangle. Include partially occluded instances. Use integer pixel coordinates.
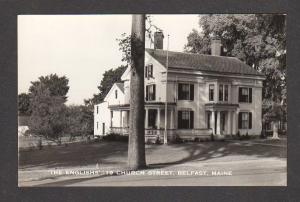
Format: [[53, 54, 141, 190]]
[[148, 109, 157, 128]]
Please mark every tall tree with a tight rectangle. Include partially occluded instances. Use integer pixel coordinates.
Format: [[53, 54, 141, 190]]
[[66, 105, 94, 138], [28, 84, 67, 142], [128, 15, 146, 170], [18, 93, 31, 116], [185, 14, 286, 126], [84, 65, 127, 106], [29, 73, 69, 102]]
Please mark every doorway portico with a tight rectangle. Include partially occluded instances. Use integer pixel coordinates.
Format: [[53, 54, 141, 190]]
[[205, 103, 239, 136]]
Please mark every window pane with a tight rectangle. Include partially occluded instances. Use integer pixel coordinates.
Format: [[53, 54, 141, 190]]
[[242, 88, 248, 95], [219, 84, 223, 101], [179, 84, 190, 100], [224, 85, 228, 101], [178, 111, 191, 129], [209, 84, 214, 101]]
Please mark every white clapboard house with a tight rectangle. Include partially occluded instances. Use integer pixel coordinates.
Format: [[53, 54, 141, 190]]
[[94, 32, 265, 141]]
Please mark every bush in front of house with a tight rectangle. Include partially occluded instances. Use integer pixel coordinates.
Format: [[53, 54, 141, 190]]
[[174, 135, 183, 143], [103, 133, 128, 142]]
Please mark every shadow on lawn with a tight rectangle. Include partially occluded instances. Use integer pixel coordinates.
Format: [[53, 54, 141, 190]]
[[148, 140, 286, 169], [19, 139, 286, 186]]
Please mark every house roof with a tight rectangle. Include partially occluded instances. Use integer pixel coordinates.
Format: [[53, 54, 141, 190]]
[[115, 82, 124, 93], [146, 48, 264, 76]]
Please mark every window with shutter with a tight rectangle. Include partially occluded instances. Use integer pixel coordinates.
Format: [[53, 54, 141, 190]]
[[178, 83, 192, 100], [239, 87, 252, 103], [178, 110, 194, 129], [239, 112, 252, 129], [146, 85, 156, 101], [147, 64, 153, 77]]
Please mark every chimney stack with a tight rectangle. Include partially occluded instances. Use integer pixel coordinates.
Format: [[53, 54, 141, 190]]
[[211, 37, 222, 56], [154, 31, 164, 49]]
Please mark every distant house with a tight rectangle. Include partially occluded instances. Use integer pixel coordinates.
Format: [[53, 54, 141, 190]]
[[18, 115, 29, 136], [94, 32, 265, 141]]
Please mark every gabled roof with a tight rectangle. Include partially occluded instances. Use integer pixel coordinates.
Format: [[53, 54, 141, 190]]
[[146, 48, 264, 76], [115, 82, 124, 93]]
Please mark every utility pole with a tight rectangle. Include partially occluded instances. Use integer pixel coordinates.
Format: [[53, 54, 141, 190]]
[[128, 14, 146, 169], [164, 34, 170, 144]]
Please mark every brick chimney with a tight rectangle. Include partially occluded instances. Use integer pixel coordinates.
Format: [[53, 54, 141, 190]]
[[154, 31, 164, 49], [211, 37, 222, 56]]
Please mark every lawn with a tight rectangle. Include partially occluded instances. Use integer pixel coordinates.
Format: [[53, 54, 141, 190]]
[[18, 138, 287, 186]]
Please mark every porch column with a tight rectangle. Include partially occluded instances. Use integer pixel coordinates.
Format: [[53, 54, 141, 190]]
[[120, 110, 122, 127], [227, 111, 232, 135], [145, 108, 148, 129], [157, 108, 161, 129], [170, 109, 174, 129], [216, 111, 221, 135], [232, 111, 237, 135], [126, 110, 130, 127], [110, 110, 112, 127], [211, 110, 215, 134]]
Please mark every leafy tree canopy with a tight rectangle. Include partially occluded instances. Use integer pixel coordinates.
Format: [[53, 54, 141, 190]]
[[28, 84, 67, 141], [66, 105, 94, 137], [84, 65, 127, 106], [18, 93, 31, 116], [185, 14, 286, 121], [29, 73, 69, 102]]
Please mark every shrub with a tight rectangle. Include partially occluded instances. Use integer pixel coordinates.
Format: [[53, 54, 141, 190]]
[[260, 130, 266, 139], [174, 135, 183, 143], [236, 131, 240, 138], [103, 133, 128, 142], [37, 138, 43, 150], [155, 136, 161, 144], [210, 133, 214, 141]]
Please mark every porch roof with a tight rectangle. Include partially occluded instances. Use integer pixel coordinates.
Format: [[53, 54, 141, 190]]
[[108, 102, 176, 110], [205, 102, 239, 111]]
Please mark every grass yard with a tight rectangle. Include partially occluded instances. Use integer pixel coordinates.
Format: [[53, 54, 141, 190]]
[[18, 137, 287, 186]]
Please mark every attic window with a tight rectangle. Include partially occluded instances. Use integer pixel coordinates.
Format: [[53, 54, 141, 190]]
[[145, 64, 153, 78], [115, 90, 118, 99]]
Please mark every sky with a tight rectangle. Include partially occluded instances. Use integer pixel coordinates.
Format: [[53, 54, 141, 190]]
[[18, 15, 200, 105]]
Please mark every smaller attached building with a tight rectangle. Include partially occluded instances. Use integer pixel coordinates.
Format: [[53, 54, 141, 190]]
[[94, 83, 128, 136]]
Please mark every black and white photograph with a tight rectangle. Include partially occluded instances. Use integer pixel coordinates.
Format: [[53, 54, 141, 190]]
[[18, 14, 287, 186]]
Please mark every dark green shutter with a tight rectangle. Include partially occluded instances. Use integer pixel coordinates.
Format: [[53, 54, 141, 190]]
[[249, 112, 252, 129], [178, 84, 183, 100], [190, 111, 194, 129], [146, 86, 148, 101], [190, 84, 194, 100], [153, 85, 156, 100], [178, 111, 182, 129], [238, 87, 242, 102], [150, 65, 153, 77], [145, 66, 148, 78], [238, 112, 242, 129], [249, 88, 252, 103]]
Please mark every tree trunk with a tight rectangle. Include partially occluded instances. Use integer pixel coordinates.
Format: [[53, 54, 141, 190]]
[[128, 14, 146, 170]]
